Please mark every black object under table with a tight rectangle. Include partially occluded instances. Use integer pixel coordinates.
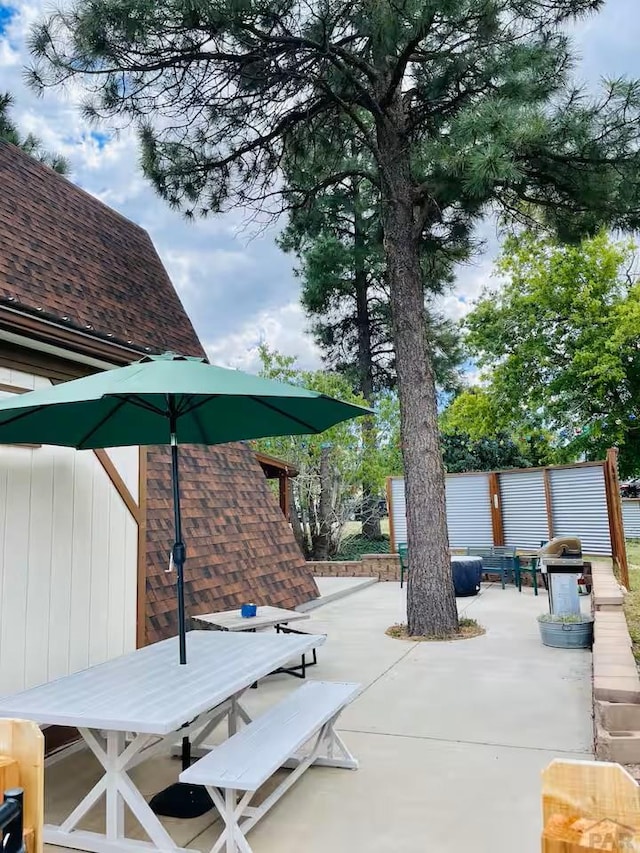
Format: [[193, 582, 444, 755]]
[[451, 556, 482, 597]]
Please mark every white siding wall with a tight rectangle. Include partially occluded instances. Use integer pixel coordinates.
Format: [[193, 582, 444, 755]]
[[0, 368, 138, 695], [105, 446, 139, 502]]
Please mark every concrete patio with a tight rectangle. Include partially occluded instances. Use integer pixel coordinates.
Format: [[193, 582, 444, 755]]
[[44, 581, 593, 853]]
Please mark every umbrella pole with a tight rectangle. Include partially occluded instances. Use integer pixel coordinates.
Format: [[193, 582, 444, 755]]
[[149, 416, 213, 819], [170, 426, 191, 771], [170, 426, 187, 666]]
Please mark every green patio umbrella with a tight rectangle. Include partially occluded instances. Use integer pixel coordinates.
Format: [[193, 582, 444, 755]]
[[0, 352, 370, 665]]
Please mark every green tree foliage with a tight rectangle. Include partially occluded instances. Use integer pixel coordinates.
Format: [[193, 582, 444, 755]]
[[281, 187, 465, 395], [440, 389, 504, 442], [30, 0, 640, 635], [440, 387, 554, 466], [383, 392, 541, 474], [441, 431, 534, 474], [279, 130, 468, 397], [253, 346, 368, 559], [465, 231, 640, 477], [0, 93, 68, 174]]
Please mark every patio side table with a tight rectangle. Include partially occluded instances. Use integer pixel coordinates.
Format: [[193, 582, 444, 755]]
[[192, 605, 320, 678]]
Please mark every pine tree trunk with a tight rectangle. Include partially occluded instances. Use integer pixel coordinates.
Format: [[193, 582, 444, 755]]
[[353, 198, 383, 541], [288, 479, 307, 555], [313, 444, 332, 560], [376, 100, 458, 637], [360, 437, 382, 542], [305, 475, 319, 557]]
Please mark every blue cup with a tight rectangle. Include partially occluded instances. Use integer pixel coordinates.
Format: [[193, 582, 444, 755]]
[[241, 603, 257, 618]]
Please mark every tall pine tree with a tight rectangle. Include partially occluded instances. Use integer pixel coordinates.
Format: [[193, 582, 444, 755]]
[[279, 136, 465, 538], [30, 0, 640, 635]]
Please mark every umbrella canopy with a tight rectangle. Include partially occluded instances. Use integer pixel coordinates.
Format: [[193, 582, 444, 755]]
[[0, 352, 370, 447]]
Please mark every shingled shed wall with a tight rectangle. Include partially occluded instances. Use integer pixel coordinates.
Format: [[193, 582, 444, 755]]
[[145, 444, 318, 644]]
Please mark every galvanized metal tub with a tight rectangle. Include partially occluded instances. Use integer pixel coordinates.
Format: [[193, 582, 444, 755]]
[[538, 616, 594, 649]]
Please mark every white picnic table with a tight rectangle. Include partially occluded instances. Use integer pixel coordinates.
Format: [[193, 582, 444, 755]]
[[193, 606, 320, 678], [193, 605, 309, 632], [0, 629, 325, 853]]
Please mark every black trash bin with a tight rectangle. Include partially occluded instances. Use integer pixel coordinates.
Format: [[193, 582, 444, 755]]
[[451, 556, 482, 597]]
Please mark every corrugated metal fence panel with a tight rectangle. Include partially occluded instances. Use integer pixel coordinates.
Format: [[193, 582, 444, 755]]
[[446, 474, 493, 548], [388, 474, 492, 549], [549, 465, 611, 554], [499, 470, 549, 549], [390, 477, 407, 546], [623, 500, 640, 538]]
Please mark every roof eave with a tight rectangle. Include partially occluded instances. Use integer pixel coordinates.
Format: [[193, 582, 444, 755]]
[[255, 451, 299, 478], [0, 303, 152, 367]]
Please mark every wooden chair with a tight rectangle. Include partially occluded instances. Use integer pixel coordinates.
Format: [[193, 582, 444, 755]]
[[398, 542, 409, 588]]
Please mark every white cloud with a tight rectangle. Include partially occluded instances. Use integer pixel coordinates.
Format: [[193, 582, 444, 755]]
[[163, 248, 254, 297], [205, 303, 322, 372], [436, 259, 495, 322]]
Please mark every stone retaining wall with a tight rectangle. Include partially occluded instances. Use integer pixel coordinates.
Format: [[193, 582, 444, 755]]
[[307, 553, 401, 582], [592, 561, 640, 762]]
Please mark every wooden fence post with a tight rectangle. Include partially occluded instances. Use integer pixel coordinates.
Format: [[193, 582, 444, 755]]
[[604, 448, 629, 590], [543, 468, 555, 541], [488, 472, 504, 546], [386, 477, 397, 553]]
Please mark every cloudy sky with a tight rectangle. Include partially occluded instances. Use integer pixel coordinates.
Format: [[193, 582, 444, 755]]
[[0, 1, 638, 372]]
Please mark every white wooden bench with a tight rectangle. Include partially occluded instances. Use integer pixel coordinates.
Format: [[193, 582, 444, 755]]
[[179, 680, 360, 853]]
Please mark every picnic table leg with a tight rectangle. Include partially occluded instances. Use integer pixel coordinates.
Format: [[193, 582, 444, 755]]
[[189, 699, 236, 753], [106, 731, 125, 840], [272, 624, 319, 678], [206, 787, 254, 853], [281, 716, 358, 772], [228, 696, 252, 737], [179, 695, 252, 762], [229, 700, 238, 737], [45, 727, 199, 853]]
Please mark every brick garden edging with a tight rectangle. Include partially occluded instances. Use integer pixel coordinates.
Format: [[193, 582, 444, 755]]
[[307, 553, 401, 582], [592, 561, 640, 762]]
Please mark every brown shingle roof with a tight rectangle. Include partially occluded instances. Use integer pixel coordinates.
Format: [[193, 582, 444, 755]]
[[0, 140, 201, 355], [0, 142, 319, 639]]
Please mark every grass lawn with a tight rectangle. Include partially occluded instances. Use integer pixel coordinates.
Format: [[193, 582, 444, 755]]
[[342, 518, 390, 538], [624, 540, 640, 661], [336, 518, 391, 560]]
